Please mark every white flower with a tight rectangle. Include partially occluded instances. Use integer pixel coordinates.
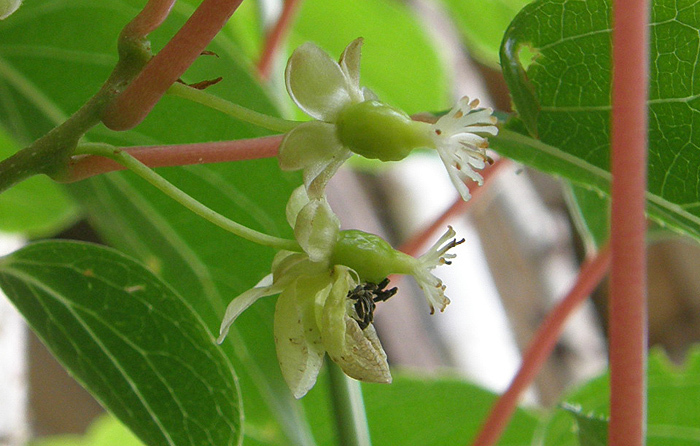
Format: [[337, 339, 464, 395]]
[[430, 96, 499, 201]]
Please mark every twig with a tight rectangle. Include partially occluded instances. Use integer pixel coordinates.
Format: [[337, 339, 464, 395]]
[[608, 0, 649, 443], [103, 0, 245, 130], [65, 136, 283, 182]]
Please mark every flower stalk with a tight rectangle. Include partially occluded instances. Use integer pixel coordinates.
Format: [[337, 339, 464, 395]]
[[76, 143, 300, 252], [328, 361, 372, 446]]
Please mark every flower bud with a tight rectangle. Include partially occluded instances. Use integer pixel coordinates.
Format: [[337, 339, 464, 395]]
[[0, 0, 21, 19], [335, 100, 433, 161]]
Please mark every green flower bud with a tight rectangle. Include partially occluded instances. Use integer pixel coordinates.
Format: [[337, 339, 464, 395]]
[[336, 100, 433, 161], [332, 229, 415, 283]]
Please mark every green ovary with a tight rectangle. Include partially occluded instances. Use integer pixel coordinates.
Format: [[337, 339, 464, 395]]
[[332, 230, 416, 283], [335, 100, 433, 161]]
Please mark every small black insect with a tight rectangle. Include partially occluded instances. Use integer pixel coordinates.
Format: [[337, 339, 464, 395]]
[[347, 278, 397, 330]]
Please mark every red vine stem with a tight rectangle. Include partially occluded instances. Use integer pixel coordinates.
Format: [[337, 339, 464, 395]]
[[470, 243, 612, 446], [399, 158, 509, 256], [257, 0, 303, 81], [63, 136, 282, 182], [103, 0, 245, 131], [609, 0, 649, 443]]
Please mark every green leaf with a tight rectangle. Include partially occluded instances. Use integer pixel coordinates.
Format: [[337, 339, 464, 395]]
[[302, 371, 541, 445], [0, 125, 77, 237], [562, 403, 608, 446], [499, 0, 700, 243], [30, 414, 144, 446], [290, 0, 450, 113], [564, 183, 610, 249], [0, 241, 241, 446], [540, 348, 700, 446], [440, 0, 531, 67], [0, 2, 316, 444]]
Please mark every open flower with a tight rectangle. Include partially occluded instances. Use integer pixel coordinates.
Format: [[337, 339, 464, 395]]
[[281, 39, 499, 202], [429, 96, 499, 201], [218, 187, 463, 397]]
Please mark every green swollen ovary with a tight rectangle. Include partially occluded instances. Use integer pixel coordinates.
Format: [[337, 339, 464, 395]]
[[335, 100, 433, 161], [332, 230, 416, 283]]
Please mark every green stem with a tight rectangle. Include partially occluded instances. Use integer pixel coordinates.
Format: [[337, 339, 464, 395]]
[[327, 361, 372, 446], [77, 143, 301, 252], [168, 82, 302, 133]]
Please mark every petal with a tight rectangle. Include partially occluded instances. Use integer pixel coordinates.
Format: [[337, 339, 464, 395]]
[[286, 186, 310, 228], [338, 38, 364, 99], [285, 42, 354, 121], [294, 198, 340, 263], [321, 267, 391, 383], [218, 276, 281, 343], [274, 277, 329, 398], [304, 149, 352, 200], [278, 121, 342, 171]]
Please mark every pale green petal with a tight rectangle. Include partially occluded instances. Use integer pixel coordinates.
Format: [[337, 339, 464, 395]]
[[339, 38, 364, 97], [274, 276, 330, 398], [321, 266, 391, 383], [304, 149, 352, 200], [332, 320, 391, 384], [285, 186, 310, 228], [285, 42, 354, 121], [0, 0, 21, 19], [278, 121, 342, 171], [294, 198, 340, 263], [218, 275, 281, 343]]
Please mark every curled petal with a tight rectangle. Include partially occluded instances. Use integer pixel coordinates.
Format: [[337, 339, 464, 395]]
[[321, 267, 391, 383], [278, 121, 342, 171], [304, 150, 352, 200], [285, 42, 355, 121], [286, 186, 310, 228], [330, 319, 391, 383], [294, 198, 340, 263], [274, 278, 329, 398], [338, 38, 364, 100], [218, 275, 281, 343]]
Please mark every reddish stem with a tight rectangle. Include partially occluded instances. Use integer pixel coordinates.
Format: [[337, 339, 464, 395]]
[[609, 0, 649, 443], [122, 0, 176, 39], [399, 158, 509, 256], [63, 136, 282, 182], [257, 0, 303, 81], [103, 0, 245, 131], [470, 243, 612, 446]]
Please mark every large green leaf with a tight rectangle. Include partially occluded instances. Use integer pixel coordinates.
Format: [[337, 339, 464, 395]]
[[498, 0, 700, 243], [0, 2, 316, 444], [289, 0, 450, 114], [0, 241, 241, 446], [302, 371, 540, 445], [540, 348, 700, 446]]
